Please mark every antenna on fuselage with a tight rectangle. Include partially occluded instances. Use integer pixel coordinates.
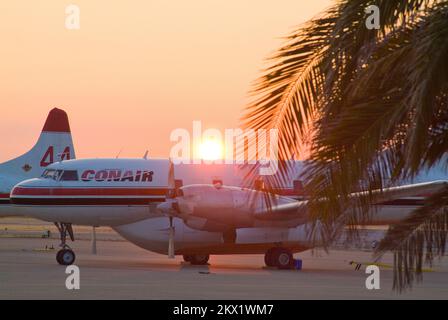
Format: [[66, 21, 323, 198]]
[[115, 147, 123, 159]]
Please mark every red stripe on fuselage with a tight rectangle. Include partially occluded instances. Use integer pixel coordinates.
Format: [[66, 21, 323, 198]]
[[11, 197, 165, 206], [11, 187, 167, 197], [12, 187, 308, 197]]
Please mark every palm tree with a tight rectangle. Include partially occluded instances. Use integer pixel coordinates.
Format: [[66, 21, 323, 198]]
[[243, 0, 448, 291]]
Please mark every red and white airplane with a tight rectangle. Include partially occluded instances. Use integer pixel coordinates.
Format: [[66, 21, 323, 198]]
[[0, 108, 75, 216], [8, 151, 448, 268]]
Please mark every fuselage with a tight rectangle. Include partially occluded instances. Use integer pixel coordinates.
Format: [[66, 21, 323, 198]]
[[8, 157, 448, 255], [8, 158, 311, 254]]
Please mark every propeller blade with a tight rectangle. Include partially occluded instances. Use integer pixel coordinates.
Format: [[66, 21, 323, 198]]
[[168, 217, 175, 259], [168, 159, 175, 192], [158, 201, 174, 214], [166, 160, 177, 258]]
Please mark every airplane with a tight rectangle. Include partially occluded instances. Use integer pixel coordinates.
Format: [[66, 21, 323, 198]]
[[0, 108, 75, 217], [8, 154, 448, 268]]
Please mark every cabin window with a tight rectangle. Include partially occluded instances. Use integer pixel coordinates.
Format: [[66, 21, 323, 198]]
[[60, 170, 79, 181]]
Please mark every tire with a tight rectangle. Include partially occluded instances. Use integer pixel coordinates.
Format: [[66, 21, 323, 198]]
[[183, 254, 192, 262], [264, 248, 276, 267], [56, 249, 64, 264], [190, 254, 209, 265], [57, 249, 76, 266], [272, 248, 293, 269]]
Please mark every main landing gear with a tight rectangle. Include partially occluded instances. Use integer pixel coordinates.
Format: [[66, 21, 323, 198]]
[[183, 254, 210, 265], [264, 247, 294, 269], [54, 222, 76, 266]]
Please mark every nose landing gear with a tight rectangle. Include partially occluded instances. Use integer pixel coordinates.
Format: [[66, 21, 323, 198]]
[[56, 248, 76, 265], [54, 222, 76, 265]]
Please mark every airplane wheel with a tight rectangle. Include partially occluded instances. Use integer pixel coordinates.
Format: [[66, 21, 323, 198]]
[[56, 249, 64, 263], [183, 255, 192, 262], [264, 248, 276, 267], [57, 249, 76, 266], [272, 248, 293, 269], [190, 254, 209, 265]]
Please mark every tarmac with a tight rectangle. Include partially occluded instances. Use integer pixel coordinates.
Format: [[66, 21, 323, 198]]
[[0, 218, 447, 299]]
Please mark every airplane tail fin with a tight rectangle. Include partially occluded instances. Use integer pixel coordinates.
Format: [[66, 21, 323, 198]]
[[0, 108, 76, 180]]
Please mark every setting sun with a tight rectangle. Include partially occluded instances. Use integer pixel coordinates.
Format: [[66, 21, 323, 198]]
[[199, 139, 223, 161]]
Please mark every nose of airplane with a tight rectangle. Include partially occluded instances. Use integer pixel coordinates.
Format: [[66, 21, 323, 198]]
[[15, 178, 39, 186], [10, 177, 58, 201]]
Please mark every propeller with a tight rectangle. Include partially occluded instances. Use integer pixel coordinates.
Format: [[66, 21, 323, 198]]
[[163, 159, 178, 259], [168, 216, 175, 259]]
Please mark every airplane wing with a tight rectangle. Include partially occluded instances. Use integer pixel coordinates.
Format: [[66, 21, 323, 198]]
[[253, 180, 448, 224], [349, 180, 448, 203], [158, 162, 448, 231]]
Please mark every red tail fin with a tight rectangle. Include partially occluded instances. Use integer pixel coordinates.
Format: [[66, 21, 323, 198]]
[[42, 108, 71, 133], [0, 107, 75, 179]]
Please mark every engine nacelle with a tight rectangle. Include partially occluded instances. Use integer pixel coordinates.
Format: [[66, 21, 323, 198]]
[[175, 184, 303, 231]]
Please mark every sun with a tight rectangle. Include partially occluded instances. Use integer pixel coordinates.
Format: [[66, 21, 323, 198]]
[[199, 139, 223, 161]]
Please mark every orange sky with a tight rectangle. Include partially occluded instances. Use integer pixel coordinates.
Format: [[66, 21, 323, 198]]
[[0, 0, 331, 162]]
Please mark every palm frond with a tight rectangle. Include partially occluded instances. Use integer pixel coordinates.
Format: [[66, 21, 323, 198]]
[[243, 11, 336, 158], [243, 0, 448, 292], [304, 3, 448, 229], [375, 187, 448, 291], [241, 9, 339, 196]]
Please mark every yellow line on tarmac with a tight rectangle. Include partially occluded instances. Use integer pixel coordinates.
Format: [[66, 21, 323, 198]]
[[349, 261, 433, 272]]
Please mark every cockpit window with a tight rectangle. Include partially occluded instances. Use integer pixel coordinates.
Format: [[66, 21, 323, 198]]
[[60, 170, 79, 181], [42, 169, 57, 179], [41, 169, 67, 181]]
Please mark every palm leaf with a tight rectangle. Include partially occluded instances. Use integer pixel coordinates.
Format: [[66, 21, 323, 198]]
[[243, 0, 448, 291], [375, 187, 448, 291]]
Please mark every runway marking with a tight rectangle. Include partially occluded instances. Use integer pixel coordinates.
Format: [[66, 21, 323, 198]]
[[349, 260, 433, 272]]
